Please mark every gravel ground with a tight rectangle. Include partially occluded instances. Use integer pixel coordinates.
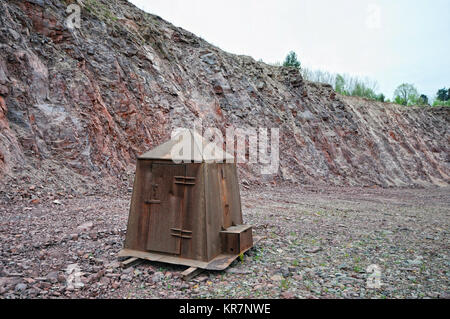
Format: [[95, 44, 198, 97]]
[[0, 185, 449, 299]]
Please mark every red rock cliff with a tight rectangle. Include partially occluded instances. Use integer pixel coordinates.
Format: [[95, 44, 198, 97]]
[[0, 0, 448, 197]]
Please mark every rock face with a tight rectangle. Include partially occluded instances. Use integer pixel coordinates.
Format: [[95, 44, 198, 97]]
[[0, 0, 449, 192]]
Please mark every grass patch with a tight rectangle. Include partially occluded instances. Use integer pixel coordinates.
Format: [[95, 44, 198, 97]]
[[84, 0, 118, 25]]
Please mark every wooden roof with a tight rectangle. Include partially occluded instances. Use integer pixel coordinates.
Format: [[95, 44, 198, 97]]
[[139, 129, 234, 162]]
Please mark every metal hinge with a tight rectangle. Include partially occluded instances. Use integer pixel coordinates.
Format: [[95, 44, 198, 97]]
[[170, 228, 193, 239], [174, 176, 196, 185]]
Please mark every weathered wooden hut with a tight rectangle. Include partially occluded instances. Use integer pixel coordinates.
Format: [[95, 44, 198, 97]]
[[119, 130, 253, 270]]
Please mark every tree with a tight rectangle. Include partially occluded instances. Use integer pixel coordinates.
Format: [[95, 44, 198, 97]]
[[394, 96, 406, 105], [436, 88, 449, 101], [335, 74, 346, 95], [393, 83, 419, 106], [351, 83, 376, 99], [417, 94, 430, 105], [417, 94, 429, 106], [283, 51, 301, 69], [376, 93, 385, 102]]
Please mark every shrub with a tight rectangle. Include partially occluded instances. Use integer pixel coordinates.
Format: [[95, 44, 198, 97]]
[[283, 51, 301, 69]]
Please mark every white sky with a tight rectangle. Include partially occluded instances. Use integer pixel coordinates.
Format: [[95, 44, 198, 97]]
[[129, 0, 449, 100]]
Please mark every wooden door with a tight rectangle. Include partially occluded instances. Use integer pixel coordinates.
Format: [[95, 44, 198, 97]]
[[146, 164, 185, 255]]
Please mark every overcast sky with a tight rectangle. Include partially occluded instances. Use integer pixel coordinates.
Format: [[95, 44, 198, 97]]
[[129, 0, 449, 100]]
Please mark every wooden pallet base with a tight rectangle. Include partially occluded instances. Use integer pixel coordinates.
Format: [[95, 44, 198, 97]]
[[118, 236, 261, 272], [120, 257, 204, 280]]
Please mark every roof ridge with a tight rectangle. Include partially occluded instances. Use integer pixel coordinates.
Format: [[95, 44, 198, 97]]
[[139, 129, 234, 162]]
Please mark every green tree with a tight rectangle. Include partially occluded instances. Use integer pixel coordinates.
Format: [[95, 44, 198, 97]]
[[351, 83, 376, 99], [376, 93, 385, 102], [335, 74, 346, 94], [417, 94, 429, 106], [394, 96, 406, 105], [436, 88, 449, 101], [283, 51, 301, 69], [394, 83, 419, 106]]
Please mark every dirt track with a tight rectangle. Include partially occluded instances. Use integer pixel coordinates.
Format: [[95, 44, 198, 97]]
[[0, 185, 449, 299]]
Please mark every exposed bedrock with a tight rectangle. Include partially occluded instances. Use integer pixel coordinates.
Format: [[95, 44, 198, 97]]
[[0, 0, 448, 191]]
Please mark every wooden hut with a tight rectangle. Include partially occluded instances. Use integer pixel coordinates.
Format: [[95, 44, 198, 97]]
[[119, 130, 253, 270]]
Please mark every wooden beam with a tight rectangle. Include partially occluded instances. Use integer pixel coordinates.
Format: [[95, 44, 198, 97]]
[[181, 266, 203, 281], [121, 257, 143, 269]]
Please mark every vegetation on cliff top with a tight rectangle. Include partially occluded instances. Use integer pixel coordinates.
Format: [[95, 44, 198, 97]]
[[278, 51, 448, 107]]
